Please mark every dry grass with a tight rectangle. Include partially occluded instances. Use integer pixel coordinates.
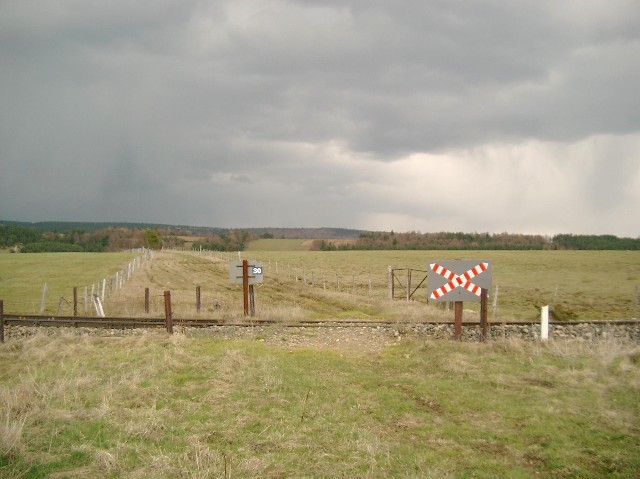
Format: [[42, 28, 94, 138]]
[[0, 392, 27, 459]]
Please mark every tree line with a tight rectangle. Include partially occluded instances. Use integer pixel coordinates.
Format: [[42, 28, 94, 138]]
[[2, 223, 638, 252], [315, 231, 640, 251], [0, 224, 256, 253]]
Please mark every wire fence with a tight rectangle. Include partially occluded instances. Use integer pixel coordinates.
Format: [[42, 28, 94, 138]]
[[4, 248, 639, 322], [8, 249, 154, 316]]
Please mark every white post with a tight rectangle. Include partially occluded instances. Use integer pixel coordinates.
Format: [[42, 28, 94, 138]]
[[492, 284, 499, 320], [541, 305, 549, 341], [101, 279, 106, 302], [39, 283, 48, 314], [93, 295, 105, 318]]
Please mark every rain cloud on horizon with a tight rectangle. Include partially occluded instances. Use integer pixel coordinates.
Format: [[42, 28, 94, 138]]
[[1, 0, 639, 237]]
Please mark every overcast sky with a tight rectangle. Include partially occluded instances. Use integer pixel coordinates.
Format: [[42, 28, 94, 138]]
[[1, 0, 639, 236]]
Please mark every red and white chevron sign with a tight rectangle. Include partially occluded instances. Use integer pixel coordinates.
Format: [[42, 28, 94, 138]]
[[428, 260, 491, 302]]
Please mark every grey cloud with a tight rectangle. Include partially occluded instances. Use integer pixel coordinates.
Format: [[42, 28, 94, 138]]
[[1, 0, 638, 235]]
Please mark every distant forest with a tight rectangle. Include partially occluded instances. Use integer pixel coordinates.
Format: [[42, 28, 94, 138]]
[[0, 223, 253, 253], [316, 231, 640, 251], [1, 221, 638, 252]]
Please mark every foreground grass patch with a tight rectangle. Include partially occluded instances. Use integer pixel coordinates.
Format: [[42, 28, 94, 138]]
[[1, 332, 638, 478]]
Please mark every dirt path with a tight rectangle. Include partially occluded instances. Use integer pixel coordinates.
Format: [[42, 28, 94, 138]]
[[180, 324, 404, 352]]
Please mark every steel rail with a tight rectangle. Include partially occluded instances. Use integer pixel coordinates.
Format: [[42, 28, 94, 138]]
[[3, 313, 639, 331]]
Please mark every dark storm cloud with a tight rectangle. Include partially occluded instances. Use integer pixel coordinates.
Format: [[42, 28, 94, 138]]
[[0, 0, 638, 235]]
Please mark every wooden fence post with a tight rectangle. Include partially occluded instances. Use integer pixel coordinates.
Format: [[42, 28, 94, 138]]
[[145, 288, 150, 313], [480, 288, 488, 341], [196, 286, 201, 313], [387, 266, 393, 300], [73, 287, 78, 317], [454, 301, 463, 340], [0, 300, 4, 343], [406, 269, 411, 302], [242, 260, 250, 316], [164, 291, 173, 334], [249, 284, 255, 317]]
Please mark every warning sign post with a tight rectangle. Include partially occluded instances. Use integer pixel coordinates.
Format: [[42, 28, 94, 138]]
[[229, 260, 264, 316], [428, 260, 492, 340]]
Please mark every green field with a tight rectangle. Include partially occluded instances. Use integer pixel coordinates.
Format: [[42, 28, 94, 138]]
[[245, 239, 315, 251], [1, 250, 639, 321], [0, 253, 137, 314], [1, 333, 638, 478], [243, 249, 640, 321]]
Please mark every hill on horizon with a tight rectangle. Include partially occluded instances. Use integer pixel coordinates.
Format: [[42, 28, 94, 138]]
[[0, 220, 362, 239]]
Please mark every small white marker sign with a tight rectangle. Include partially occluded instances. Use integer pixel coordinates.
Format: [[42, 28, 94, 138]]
[[229, 261, 264, 285]]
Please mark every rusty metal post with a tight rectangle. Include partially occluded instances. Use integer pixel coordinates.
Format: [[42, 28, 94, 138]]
[[0, 300, 4, 343], [73, 287, 78, 317], [249, 284, 255, 317], [196, 286, 201, 313], [454, 301, 463, 340], [145, 288, 150, 313], [242, 260, 249, 316], [480, 288, 488, 341], [164, 290, 173, 334]]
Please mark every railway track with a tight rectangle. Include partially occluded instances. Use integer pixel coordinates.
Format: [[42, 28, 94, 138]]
[[3, 313, 638, 330]]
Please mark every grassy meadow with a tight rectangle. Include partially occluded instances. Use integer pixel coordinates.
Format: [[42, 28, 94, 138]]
[[1, 332, 639, 478], [1, 249, 639, 321], [245, 239, 317, 252], [0, 253, 137, 314], [1, 249, 639, 477]]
